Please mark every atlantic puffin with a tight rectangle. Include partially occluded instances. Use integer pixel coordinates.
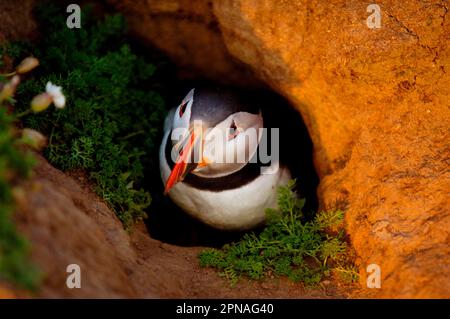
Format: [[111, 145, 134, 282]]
[[159, 86, 291, 231]]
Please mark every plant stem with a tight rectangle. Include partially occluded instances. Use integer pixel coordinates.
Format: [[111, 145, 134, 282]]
[[118, 130, 145, 141], [0, 71, 17, 77], [15, 109, 33, 118]]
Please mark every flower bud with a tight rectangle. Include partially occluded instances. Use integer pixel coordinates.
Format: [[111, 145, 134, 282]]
[[21, 128, 47, 151], [0, 75, 20, 102], [31, 92, 52, 112], [16, 56, 40, 74]]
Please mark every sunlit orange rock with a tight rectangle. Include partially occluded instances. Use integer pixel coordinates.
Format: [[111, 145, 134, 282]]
[[108, 0, 450, 298]]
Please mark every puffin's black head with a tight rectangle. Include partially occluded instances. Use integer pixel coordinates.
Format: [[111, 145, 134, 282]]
[[164, 86, 264, 194], [189, 86, 260, 126]]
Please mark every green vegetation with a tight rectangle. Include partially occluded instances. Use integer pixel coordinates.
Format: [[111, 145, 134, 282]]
[[0, 95, 39, 290], [0, 4, 167, 290], [199, 180, 358, 286], [7, 6, 166, 228]]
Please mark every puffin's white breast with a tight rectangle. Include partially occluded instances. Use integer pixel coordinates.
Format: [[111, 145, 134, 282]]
[[159, 128, 291, 230]]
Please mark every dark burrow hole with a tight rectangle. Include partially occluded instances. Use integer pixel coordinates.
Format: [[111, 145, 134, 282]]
[[143, 78, 319, 248], [129, 37, 319, 248]]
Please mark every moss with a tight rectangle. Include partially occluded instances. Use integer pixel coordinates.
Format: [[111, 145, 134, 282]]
[[199, 180, 358, 286], [6, 5, 167, 228]]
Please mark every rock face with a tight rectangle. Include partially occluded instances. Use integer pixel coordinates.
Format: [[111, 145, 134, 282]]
[[107, 0, 450, 297], [108, 0, 258, 86]]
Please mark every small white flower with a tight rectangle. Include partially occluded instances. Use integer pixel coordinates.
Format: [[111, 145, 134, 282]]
[[46, 82, 66, 108]]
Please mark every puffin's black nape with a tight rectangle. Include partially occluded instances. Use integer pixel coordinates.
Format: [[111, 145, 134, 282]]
[[145, 82, 319, 247], [189, 85, 261, 127]]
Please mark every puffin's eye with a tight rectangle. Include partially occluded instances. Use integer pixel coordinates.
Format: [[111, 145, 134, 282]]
[[230, 120, 237, 131], [228, 120, 239, 140], [179, 101, 188, 117]]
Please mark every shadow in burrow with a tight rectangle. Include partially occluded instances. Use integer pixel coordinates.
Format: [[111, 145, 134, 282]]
[[131, 5, 320, 247], [142, 78, 319, 248]]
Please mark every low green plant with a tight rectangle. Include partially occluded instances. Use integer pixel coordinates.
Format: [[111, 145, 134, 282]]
[[5, 5, 167, 228], [1, 49, 65, 289], [0, 94, 39, 290], [199, 180, 358, 286]]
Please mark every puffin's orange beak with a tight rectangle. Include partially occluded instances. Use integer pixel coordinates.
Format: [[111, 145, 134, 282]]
[[164, 130, 196, 194]]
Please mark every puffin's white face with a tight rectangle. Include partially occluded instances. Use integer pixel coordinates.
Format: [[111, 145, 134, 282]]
[[165, 88, 263, 194], [195, 111, 263, 178], [171, 88, 194, 135]]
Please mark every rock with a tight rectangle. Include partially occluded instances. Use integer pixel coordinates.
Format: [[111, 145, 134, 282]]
[[107, 0, 259, 86], [13, 155, 139, 298], [0, 0, 37, 44], [108, 0, 450, 297]]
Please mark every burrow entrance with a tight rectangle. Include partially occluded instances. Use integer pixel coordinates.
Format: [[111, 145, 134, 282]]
[[143, 77, 319, 248]]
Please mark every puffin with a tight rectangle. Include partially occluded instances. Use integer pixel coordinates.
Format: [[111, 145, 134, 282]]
[[159, 86, 291, 231]]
